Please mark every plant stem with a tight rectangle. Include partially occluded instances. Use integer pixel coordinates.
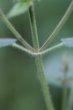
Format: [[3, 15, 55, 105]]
[[40, 0, 73, 51], [28, 3, 54, 110], [12, 42, 63, 56], [0, 9, 34, 51], [12, 43, 34, 55], [35, 56, 54, 110], [28, 3, 39, 50], [61, 83, 68, 110], [67, 86, 73, 110], [39, 42, 63, 56], [62, 73, 68, 110]]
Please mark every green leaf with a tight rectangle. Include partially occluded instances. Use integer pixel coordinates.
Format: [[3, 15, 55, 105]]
[[7, 2, 29, 18], [61, 38, 73, 47], [0, 38, 17, 48]]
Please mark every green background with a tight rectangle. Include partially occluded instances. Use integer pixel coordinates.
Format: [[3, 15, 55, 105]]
[[0, 0, 73, 110]]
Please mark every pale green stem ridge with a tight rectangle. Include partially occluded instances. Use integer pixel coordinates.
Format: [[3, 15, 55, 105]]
[[12, 42, 63, 56], [40, 1, 73, 51], [0, 9, 34, 51], [29, 3, 54, 110]]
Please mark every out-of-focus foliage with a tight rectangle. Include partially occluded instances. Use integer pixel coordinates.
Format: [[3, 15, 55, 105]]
[[61, 38, 73, 47], [0, 39, 16, 48]]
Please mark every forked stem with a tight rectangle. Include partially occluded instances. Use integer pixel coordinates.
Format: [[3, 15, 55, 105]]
[[40, 0, 73, 51], [0, 9, 34, 51], [12, 42, 63, 56], [28, 2, 54, 110]]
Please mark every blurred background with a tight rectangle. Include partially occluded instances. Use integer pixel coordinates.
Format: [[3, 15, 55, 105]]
[[0, 0, 73, 110]]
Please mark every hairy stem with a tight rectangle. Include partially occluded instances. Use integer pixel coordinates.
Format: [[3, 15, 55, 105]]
[[0, 9, 34, 51], [28, 3, 54, 110], [40, 0, 73, 51]]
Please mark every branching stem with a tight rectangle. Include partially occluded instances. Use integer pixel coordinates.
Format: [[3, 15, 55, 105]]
[[12, 42, 63, 56], [40, 1, 73, 51], [0, 9, 34, 51], [28, 2, 54, 110]]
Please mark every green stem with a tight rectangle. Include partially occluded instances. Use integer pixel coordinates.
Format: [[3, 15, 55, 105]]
[[28, 3, 39, 50], [12, 42, 63, 56], [35, 56, 54, 110], [12, 43, 34, 55], [39, 42, 63, 56], [28, 3, 54, 110], [40, 0, 73, 51], [0, 9, 34, 51], [62, 73, 68, 110], [67, 86, 73, 110], [62, 84, 68, 110]]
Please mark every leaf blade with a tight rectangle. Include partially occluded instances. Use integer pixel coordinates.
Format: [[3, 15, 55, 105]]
[[7, 2, 29, 18]]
